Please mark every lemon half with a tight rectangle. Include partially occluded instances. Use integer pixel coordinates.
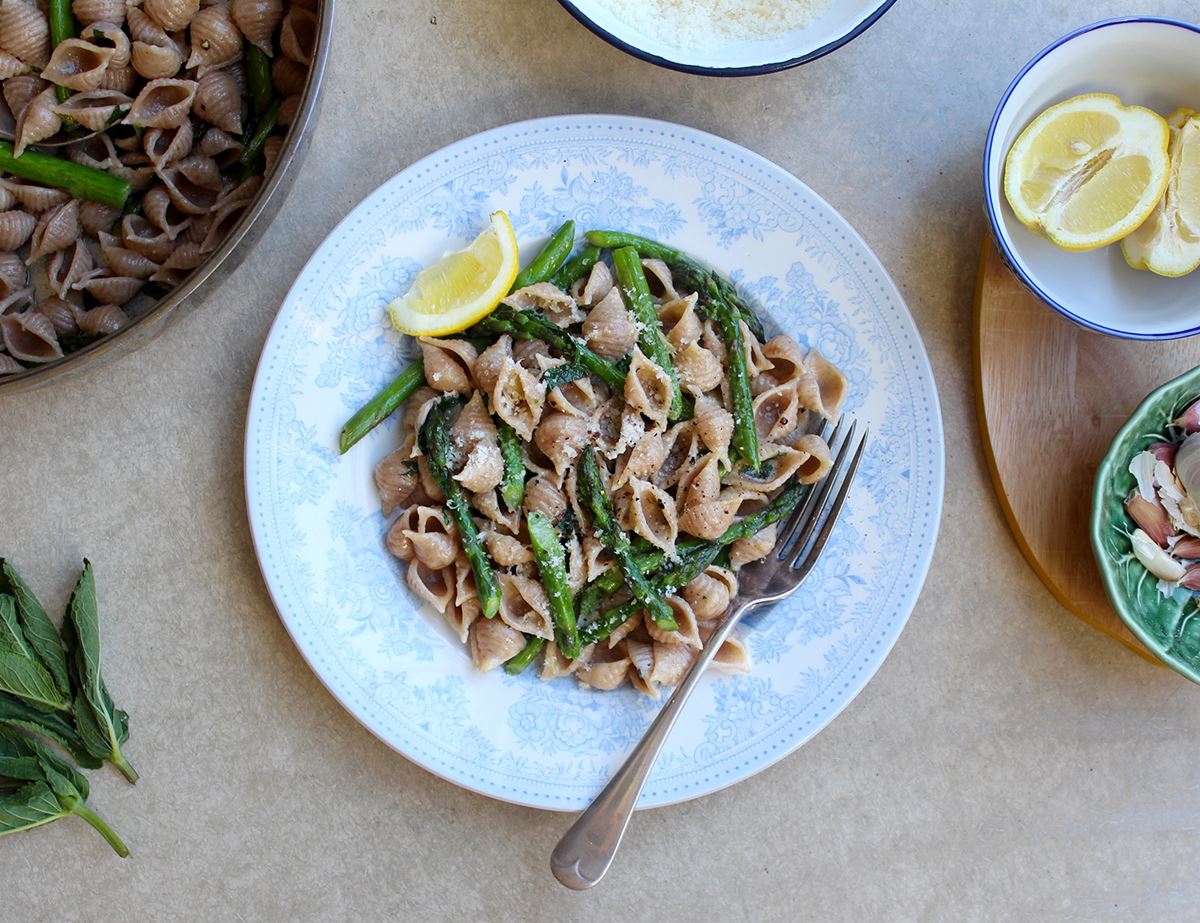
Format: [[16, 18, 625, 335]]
[[1004, 93, 1170, 251], [386, 211, 520, 337], [1122, 109, 1200, 277]]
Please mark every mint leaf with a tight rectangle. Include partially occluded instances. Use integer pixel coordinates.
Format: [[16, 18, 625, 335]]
[[0, 560, 71, 697], [0, 650, 69, 713], [0, 692, 100, 769]]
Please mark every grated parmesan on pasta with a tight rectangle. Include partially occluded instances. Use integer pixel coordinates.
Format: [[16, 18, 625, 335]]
[[601, 0, 834, 49]]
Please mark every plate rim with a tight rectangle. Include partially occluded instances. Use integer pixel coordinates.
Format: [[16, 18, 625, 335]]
[[244, 113, 946, 810]]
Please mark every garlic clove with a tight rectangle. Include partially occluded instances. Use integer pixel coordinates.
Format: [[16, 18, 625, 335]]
[[1174, 432, 1200, 498], [1173, 535, 1200, 559], [1131, 528, 1187, 582], [1125, 491, 1175, 548], [1181, 563, 1200, 591], [1149, 441, 1179, 466]]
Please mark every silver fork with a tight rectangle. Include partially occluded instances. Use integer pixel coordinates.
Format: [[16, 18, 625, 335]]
[[551, 417, 869, 891]]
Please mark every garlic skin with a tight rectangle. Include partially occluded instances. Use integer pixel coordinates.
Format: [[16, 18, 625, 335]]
[[1129, 450, 1157, 501], [1131, 528, 1187, 582]]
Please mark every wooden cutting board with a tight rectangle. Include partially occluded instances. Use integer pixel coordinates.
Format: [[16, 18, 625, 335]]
[[974, 237, 1200, 663]]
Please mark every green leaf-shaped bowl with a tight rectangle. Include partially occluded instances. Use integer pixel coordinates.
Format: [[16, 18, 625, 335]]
[[1091, 363, 1200, 684]]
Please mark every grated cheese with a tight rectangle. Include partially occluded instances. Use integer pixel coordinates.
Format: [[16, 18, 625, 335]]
[[602, 0, 834, 49]]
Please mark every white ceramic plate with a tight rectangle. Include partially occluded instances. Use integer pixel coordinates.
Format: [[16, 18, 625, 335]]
[[984, 17, 1200, 339], [558, 0, 897, 75], [245, 115, 943, 810]]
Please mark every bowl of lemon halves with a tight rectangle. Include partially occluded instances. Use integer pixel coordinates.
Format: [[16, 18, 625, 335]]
[[984, 17, 1200, 340]]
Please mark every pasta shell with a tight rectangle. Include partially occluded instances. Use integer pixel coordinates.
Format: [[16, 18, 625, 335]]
[[97, 229, 159, 279], [503, 281, 582, 328], [491, 355, 546, 440], [72, 0, 127, 26], [0, 309, 60, 361], [497, 574, 553, 640], [0, 185, 13, 212], [752, 379, 804, 443], [576, 646, 631, 691], [658, 292, 701, 350], [130, 38, 181, 78], [471, 334, 510, 395], [1, 72, 45, 115], [417, 335, 476, 394], [450, 391, 503, 493], [192, 67, 242, 133], [143, 119, 194, 168], [396, 507, 459, 570], [142, 184, 192, 238], [646, 596, 702, 649], [120, 214, 174, 262], [573, 259, 613, 306], [198, 125, 242, 159], [704, 628, 751, 674], [79, 21, 130, 67], [540, 641, 588, 680], [77, 303, 129, 335], [35, 297, 81, 336], [595, 394, 645, 459], [3, 179, 68, 213], [0, 0, 50, 68], [144, 0, 198, 32], [468, 486, 518, 535], [640, 258, 680, 301], [231, 0, 281, 55], [617, 476, 678, 555], [261, 133, 282, 173], [624, 347, 673, 428], [676, 342, 722, 396], [523, 473, 567, 524], [0, 48, 28, 77], [270, 52, 305, 95], [0, 250, 24, 293], [0, 284, 32, 314], [682, 566, 737, 621], [155, 152, 222, 213], [48, 240, 95, 297], [484, 527, 534, 568], [468, 619, 525, 673], [77, 199, 120, 236], [0, 350, 21, 373], [40, 38, 114, 92], [51, 89, 132, 130], [405, 558, 454, 614], [276, 92, 298, 127], [278, 5, 316, 64], [612, 430, 664, 491], [13, 86, 60, 155], [741, 321, 773, 378], [533, 411, 590, 478], [98, 62, 136, 92], [28, 199, 80, 260], [0, 209, 35, 249], [443, 594, 481, 647], [75, 273, 143, 305], [648, 641, 696, 688], [512, 336, 551, 372], [185, 3, 242, 75], [730, 523, 778, 569], [147, 241, 202, 285], [581, 286, 635, 361], [124, 77, 196, 127], [806, 348, 847, 420]]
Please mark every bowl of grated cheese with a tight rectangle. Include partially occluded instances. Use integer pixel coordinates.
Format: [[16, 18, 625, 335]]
[[556, 0, 897, 75]]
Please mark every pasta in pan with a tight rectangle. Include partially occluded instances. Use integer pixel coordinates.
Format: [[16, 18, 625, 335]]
[[370, 224, 848, 696], [0, 0, 315, 376]]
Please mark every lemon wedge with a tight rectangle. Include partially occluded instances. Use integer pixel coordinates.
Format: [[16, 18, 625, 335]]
[[1122, 109, 1200, 277], [386, 211, 520, 337], [1004, 93, 1170, 251]]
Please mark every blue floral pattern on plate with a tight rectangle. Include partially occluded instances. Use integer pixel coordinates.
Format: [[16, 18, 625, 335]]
[[244, 115, 944, 811]]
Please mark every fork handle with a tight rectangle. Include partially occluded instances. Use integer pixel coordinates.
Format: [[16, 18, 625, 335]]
[[550, 598, 754, 890]]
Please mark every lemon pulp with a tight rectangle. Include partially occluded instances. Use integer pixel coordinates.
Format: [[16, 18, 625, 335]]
[[1123, 109, 1200, 277]]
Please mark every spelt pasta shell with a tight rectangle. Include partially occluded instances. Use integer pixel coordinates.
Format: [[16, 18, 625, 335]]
[[155, 152, 222, 213], [468, 618, 525, 673], [0, 352, 22, 374], [121, 214, 174, 263], [34, 297, 81, 336], [0, 209, 35, 249], [97, 229, 160, 278], [124, 77, 196, 127], [142, 184, 192, 238], [79, 21, 130, 67], [0, 309, 60, 362], [185, 3, 242, 75], [130, 38, 181, 78], [0, 250, 24, 294], [126, 6, 172, 46], [98, 61, 136, 92], [417, 336, 476, 394], [40, 38, 115, 92], [0, 48, 28, 77], [72, 0, 127, 27], [270, 53, 305, 95], [192, 67, 242, 133], [77, 303, 129, 336], [278, 6, 317, 64], [0, 185, 13, 212], [3, 178, 69, 212], [624, 347, 673, 428], [277, 92, 298, 126], [198, 125, 242, 158], [261, 133, 282, 173], [75, 273, 143, 305], [2, 72, 46, 115], [28, 199, 80, 261], [51, 89, 132, 131], [143, 119, 194, 168], [582, 286, 636, 360], [231, 0, 281, 55], [77, 199, 121, 236], [48, 239, 95, 297], [144, 0, 198, 32], [13, 86, 60, 155], [0, 0, 51, 69]]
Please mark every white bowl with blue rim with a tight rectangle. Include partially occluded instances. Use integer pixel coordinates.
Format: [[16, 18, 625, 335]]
[[556, 0, 897, 76], [984, 17, 1200, 340]]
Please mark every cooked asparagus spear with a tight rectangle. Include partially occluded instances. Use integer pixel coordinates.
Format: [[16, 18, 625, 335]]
[[611, 246, 684, 420], [418, 397, 502, 618], [503, 635, 546, 675], [496, 419, 525, 513], [526, 511, 580, 658], [709, 297, 760, 473], [511, 220, 575, 291], [549, 245, 601, 290], [338, 359, 426, 454]]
